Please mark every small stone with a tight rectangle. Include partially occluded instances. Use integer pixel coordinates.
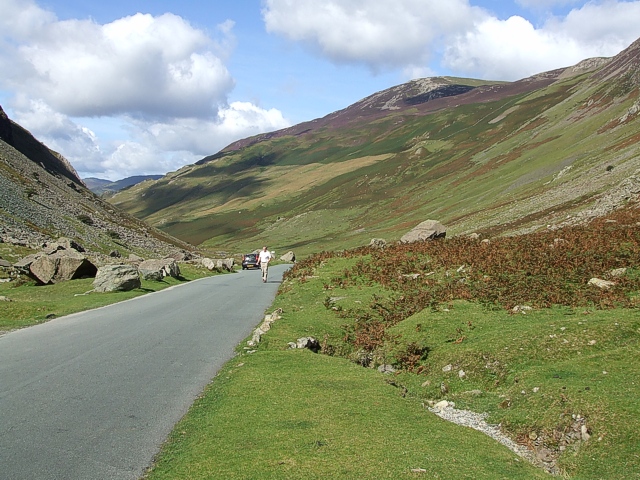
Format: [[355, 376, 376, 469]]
[[433, 400, 450, 411], [0, 296, 11, 302], [588, 340, 597, 345], [533, 387, 540, 393], [458, 369, 466, 379], [588, 278, 615, 289], [581, 425, 591, 441], [442, 364, 452, 372]]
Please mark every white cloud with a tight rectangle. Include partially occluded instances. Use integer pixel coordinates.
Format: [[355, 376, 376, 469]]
[[263, 0, 640, 81], [6, 8, 235, 119], [0, 0, 289, 180], [262, 0, 484, 70], [10, 98, 290, 180], [445, 2, 640, 80]]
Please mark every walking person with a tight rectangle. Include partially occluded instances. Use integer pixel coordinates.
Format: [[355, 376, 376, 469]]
[[258, 246, 272, 283]]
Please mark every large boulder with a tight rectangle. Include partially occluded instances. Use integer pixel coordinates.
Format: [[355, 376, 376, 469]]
[[138, 259, 180, 281], [215, 258, 235, 272], [14, 253, 45, 270], [400, 220, 446, 243], [29, 250, 97, 284], [280, 251, 296, 262], [93, 265, 141, 292], [45, 237, 85, 253], [201, 258, 217, 270]]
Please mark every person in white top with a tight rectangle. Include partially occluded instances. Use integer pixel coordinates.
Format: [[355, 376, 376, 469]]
[[258, 246, 272, 283]]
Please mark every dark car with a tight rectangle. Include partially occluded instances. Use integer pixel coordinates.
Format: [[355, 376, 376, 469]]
[[242, 253, 259, 270]]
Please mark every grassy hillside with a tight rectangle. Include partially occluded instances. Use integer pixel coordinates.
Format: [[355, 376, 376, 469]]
[[111, 52, 640, 257], [146, 202, 640, 479]]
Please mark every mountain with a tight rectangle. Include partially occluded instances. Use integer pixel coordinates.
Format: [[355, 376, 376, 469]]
[[108, 39, 640, 256], [0, 105, 194, 258], [84, 175, 164, 195]]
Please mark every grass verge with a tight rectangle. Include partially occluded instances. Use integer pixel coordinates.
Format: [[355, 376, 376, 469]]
[[0, 263, 219, 331]]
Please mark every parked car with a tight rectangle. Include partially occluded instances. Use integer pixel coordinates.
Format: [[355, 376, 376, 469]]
[[242, 253, 259, 270]]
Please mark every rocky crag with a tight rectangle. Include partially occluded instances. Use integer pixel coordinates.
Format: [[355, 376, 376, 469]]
[[0, 105, 194, 262]]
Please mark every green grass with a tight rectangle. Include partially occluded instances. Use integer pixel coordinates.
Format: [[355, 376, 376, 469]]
[[0, 263, 220, 331], [147, 351, 548, 480], [146, 244, 640, 479]]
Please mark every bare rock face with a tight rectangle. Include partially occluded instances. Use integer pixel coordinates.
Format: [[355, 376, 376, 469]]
[[93, 265, 141, 292], [400, 220, 446, 243], [0, 105, 13, 145]]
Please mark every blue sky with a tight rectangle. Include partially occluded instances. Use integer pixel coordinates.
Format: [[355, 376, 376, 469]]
[[1, 0, 640, 180]]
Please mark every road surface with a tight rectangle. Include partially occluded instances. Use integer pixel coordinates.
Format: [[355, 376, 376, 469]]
[[0, 264, 288, 480]]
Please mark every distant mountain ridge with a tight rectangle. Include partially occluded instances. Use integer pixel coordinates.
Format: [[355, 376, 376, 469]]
[[84, 175, 164, 195]]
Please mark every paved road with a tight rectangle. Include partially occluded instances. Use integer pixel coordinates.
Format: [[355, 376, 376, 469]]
[[0, 264, 288, 480]]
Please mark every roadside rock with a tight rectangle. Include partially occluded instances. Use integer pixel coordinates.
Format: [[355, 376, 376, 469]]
[[93, 265, 141, 292], [29, 250, 97, 284], [201, 258, 217, 270], [400, 220, 446, 243], [138, 258, 180, 281], [280, 251, 296, 262]]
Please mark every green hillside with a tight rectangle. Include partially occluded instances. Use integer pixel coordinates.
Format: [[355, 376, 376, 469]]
[[111, 48, 640, 257]]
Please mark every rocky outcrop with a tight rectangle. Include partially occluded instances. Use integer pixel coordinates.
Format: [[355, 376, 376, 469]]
[[400, 220, 446, 243], [93, 265, 141, 292]]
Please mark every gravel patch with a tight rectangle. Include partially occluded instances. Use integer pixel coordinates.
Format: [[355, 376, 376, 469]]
[[428, 401, 558, 475]]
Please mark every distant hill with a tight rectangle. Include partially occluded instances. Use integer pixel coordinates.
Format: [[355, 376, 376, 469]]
[[0, 105, 193, 258], [84, 175, 164, 195], [110, 37, 640, 257]]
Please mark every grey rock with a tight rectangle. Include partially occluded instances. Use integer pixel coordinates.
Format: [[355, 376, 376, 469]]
[[280, 251, 296, 262], [400, 220, 446, 243], [588, 277, 615, 289], [14, 253, 44, 269], [29, 255, 57, 284], [369, 238, 387, 248], [29, 250, 97, 284], [201, 258, 217, 270], [138, 258, 180, 281], [296, 336, 320, 352], [378, 364, 396, 374], [93, 265, 141, 292]]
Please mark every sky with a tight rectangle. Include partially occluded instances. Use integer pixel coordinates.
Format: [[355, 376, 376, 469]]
[[1, 1, 640, 180]]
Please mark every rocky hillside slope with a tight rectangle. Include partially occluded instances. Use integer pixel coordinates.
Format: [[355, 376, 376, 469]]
[[101, 39, 640, 255], [0, 106, 194, 259]]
